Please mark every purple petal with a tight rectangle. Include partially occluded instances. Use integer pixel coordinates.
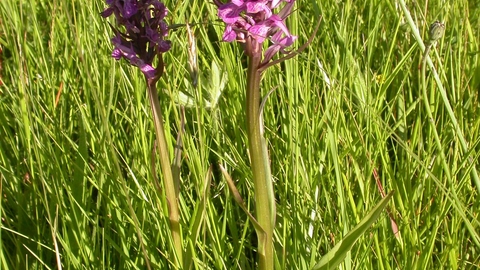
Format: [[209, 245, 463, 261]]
[[245, 1, 271, 18], [249, 23, 270, 43], [270, 0, 281, 8], [271, 0, 291, 9], [101, 7, 114, 18], [124, 20, 140, 33], [111, 48, 122, 60], [231, 0, 246, 5], [218, 2, 245, 24], [150, 1, 167, 20], [159, 21, 169, 36], [263, 31, 297, 63], [277, 35, 297, 49], [111, 35, 137, 61], [263, 45, 280, 63], [122, 0, 138, 19], [139, 63, 157, 79], [157, 40, 171, 52], [129, 57, 156, 79], [146, 27, 161, 44], [277, 0, 295, 19], [111, 35, 123, 48], [267, 15, 291, 35], [222, 25, 237, 42], [270, 30, 297, 47]]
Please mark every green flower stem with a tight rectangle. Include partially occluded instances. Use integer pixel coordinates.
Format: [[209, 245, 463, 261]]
[[398, 0, 480, 197], [246, 50, 275, 270], [420, 42, 452, 181], [146, 78, 183, 268]]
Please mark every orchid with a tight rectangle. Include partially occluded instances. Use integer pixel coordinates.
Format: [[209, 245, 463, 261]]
[[101, 1, 184, 267], [214, 1, 320, 268], [213, 1, 301, 269], [215, 0, 297, 63], [101, 0, 171, 81]]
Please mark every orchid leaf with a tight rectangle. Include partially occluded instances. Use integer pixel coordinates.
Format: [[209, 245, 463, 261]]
[[219, 165, 267, 255]]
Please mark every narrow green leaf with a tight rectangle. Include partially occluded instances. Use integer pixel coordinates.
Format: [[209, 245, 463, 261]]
[[312, 192, 394, 270], [219, 164, 267, 255], [184, 166, 213, 270]]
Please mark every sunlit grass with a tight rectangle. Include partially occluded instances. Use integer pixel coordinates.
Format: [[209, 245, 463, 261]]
[[0, 0, 479, 268]]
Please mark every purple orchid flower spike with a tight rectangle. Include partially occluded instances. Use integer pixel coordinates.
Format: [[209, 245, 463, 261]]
[[215, 0, 297, 65], [101, 0, 171, 82], [213, 2, 320, 269], [101, 2, 185, 267]]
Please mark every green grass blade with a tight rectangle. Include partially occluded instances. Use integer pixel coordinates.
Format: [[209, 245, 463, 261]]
[[312, 192, 394, 270]]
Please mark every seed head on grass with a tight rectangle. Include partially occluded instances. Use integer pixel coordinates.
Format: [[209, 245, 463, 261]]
[[101, 0, 171, 81]]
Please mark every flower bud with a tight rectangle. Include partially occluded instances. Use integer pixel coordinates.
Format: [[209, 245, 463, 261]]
[[428, 21, 445, 43]]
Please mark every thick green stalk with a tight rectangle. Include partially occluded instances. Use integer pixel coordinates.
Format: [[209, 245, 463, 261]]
[[246, 52, 275, 269], [147, 80, 183, 268]]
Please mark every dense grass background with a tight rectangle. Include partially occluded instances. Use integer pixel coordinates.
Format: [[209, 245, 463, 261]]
[[1, 0, 479, 269]]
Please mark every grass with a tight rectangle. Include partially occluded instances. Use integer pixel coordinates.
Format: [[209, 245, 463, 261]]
[[0, 0, 479, 268]]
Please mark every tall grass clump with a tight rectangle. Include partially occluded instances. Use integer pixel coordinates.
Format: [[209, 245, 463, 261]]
[[0, 0, 479, 269]]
